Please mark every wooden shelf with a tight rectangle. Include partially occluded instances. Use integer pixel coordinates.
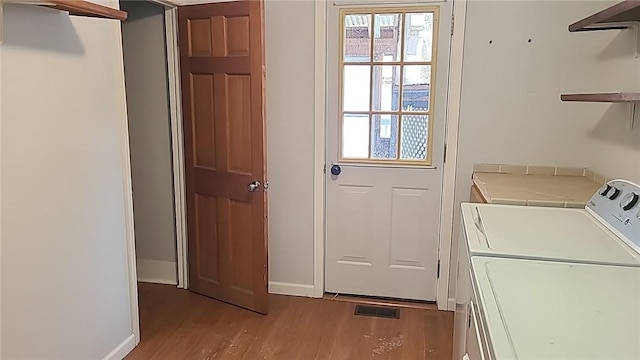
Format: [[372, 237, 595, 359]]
[[8, 0, 128, 21], [44, 0, 127, 20], [560, 92, 640, 103], [569, 0, 640, 32], [0, 0, 127, 44]]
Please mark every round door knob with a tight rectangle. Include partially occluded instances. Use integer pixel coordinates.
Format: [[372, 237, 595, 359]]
[[331, 164, 341, 176], [247, 181, 261, 192]]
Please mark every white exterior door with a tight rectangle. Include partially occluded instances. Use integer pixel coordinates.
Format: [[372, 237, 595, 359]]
[[325, 1, 452, 301]]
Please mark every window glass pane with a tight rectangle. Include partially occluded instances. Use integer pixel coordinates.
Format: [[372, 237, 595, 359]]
[[400, 115, 428, 160], [344, 14, 371, 62], [342, 114, 370, 159], [372, 65, 400, 111], [343, 65, 371, 111], [340, 11, 437, 164], [373, 14, 402, 62], [402, 65, 430, 111], [404, 13, 434, 62], [371, 114, 398, 159]]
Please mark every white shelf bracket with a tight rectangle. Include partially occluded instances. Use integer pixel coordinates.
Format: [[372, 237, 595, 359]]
[[595, 22, 640, 58]]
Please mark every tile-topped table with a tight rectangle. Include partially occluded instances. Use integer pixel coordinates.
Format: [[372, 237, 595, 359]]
[[472, 164, 605, 208]]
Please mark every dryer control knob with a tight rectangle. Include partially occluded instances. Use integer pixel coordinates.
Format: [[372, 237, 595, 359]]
[[620, 192, 639, 211], [600, 184, 612, 196], [609, 188, 621, 200]]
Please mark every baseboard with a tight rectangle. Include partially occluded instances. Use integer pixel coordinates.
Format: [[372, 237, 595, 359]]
[[447, 298, 456, 311], [268, 281, 316, 298], [103, 333, 136, 360], [136, 259, 177, 285]]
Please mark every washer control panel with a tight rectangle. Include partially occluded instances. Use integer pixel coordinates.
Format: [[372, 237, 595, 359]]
[[587, 180, 640, 251]]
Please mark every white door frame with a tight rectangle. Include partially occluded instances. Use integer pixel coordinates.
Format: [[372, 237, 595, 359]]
[[121, 0, 185, 347], [122, 0, 188, 291], [312, 0, 327, 299], [312, 0, 467, 310], [159, 1, 189, 290], [438, 0, 467, 310]]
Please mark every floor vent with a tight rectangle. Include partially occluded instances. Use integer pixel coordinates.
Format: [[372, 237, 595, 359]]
[[354, 304, 400, 319]]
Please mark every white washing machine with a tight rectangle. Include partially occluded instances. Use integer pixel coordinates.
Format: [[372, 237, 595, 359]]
[[453, 179, 640, 360], [466, 257, 640, 359]]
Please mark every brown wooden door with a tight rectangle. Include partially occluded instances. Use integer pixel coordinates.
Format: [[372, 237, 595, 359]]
[[178, 0, 268, 314]]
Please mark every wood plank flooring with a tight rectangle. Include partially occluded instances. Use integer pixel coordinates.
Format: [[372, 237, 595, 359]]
[[126, 283, 454, 360]]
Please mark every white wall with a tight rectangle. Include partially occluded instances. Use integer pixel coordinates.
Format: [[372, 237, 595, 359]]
[[1, 3, 136, 359], [587, 117, 640, 183], [449, 0, 640, 298], [264, 0, 316, 288], [121, 1, 178, 284], [578, 7, 640, 183]]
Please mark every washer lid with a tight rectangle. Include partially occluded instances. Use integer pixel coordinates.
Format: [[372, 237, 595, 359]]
[[462, 203, 640, 266], [472, 256, 640, 359]]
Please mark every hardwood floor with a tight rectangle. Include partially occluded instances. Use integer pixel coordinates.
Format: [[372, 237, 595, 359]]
[[126, 283, 454, 360]]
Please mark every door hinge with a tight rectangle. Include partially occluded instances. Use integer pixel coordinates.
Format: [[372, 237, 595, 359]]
[[323, 163, 327, 174], [437, 260, 441, 278], [451, 14, 455, 36], [443, 144, 447, 164]]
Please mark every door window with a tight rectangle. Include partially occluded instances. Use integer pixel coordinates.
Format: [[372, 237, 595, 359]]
[[340, 8, 438, 165]]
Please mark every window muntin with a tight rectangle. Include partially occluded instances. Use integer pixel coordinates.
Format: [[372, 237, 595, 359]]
[[339, 8, 438, 165]]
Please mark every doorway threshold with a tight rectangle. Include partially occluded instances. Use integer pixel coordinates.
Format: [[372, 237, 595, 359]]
[[323, 293, 438, 311]]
